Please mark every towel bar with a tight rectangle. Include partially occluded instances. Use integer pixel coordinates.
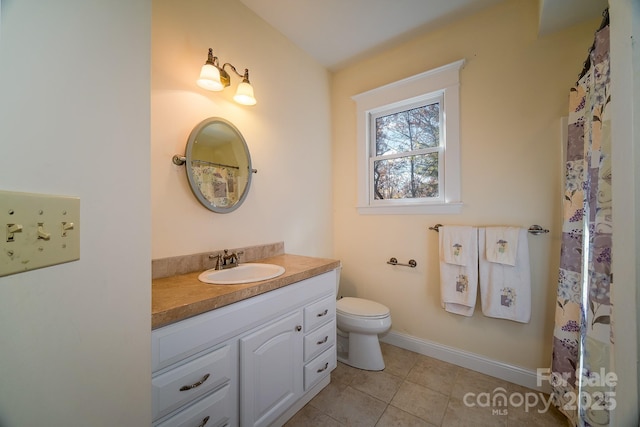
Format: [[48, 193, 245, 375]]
[[428, 224, 549, 235], [387, 258, 417, 268]]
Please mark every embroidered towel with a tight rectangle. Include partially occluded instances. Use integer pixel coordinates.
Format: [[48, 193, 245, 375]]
[[441, 225, 475, 266], [485, 226, 520, 266], [478, 227, 531, 323], [439, 226, 478, 316]]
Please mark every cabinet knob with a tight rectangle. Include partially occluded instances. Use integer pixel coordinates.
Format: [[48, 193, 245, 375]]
[[295, 325, 302, 332], [317, 336, 328, 345], [316, 309, 329, 317], [198, 416, 210, 427]]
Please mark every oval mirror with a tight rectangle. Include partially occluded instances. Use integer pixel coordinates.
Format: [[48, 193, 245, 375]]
[[178, 117, 254, 213]]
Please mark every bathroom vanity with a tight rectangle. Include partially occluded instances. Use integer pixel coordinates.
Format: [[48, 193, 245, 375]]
[[151, 254, 340, 427]]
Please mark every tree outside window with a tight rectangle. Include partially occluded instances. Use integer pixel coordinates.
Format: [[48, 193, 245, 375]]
[[372, 101, 441, 200]]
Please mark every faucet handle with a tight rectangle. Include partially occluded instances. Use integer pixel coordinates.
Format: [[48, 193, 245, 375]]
[[209, 253, 222, 270]]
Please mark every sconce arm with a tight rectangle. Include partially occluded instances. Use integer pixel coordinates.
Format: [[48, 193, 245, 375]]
[[221, 63, 250, 81]]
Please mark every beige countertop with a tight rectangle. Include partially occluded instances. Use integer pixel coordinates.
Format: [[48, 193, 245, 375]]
[[152, 254, 340, 329]]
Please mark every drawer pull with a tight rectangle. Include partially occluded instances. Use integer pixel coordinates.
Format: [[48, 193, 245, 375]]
[[295, 325, 302, 332], [316, 336, 328, 345], [197, 416, 210, 427], [316, 309, 329, 317], [317, 362, 329, 373], [179, 373, 210, 391]]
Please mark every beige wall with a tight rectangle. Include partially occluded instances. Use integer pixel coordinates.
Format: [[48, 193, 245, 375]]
[[0, 0, 151, 425], [151, 0, 333, 259], [331, 0, 599, 370]]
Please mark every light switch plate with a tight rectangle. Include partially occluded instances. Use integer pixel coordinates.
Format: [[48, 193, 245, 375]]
[[0, 190, 80, 277]]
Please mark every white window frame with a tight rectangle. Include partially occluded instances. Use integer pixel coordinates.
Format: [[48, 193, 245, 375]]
[[353, 59, 464, 215]]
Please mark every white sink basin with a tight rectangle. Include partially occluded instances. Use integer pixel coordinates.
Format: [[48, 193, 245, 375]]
[[198, 263, 286, 285]]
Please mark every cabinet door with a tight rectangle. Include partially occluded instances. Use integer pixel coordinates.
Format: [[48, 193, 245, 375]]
[[240, 310, 303, 427]]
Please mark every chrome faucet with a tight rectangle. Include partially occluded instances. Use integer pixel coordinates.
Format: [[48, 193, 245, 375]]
[[222, 249, 244, 269], [209, 249, 244, 270]]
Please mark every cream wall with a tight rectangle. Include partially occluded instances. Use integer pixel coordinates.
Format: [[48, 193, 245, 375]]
[[0, 0, 151, 425], [151, 0, 333, 259], [332, 0, 599, 371]]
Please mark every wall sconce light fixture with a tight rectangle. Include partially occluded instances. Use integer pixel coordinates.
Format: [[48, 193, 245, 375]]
[[196, 48, 257, 106]]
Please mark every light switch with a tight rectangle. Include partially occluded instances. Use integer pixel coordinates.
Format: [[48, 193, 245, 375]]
[[0, 190, 80, 277]]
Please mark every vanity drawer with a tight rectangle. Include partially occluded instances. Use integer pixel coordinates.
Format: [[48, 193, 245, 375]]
[[152, 344, 235, 421], [304, 346, 336, 391], [154, 383, 234, 427], [304, 319, 335, 362], [304, 295, 335, 332]]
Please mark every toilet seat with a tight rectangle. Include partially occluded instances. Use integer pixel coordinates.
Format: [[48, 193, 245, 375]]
[[336, 297, 390, 319]]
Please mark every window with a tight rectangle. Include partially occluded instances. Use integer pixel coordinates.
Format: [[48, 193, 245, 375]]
[[372, 96, 443, 202], [353, 59, 464, 214]]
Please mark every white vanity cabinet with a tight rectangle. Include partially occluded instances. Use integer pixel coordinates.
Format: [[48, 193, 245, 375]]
[[151, 269, 337, 427], [240, 310, 303, 426]]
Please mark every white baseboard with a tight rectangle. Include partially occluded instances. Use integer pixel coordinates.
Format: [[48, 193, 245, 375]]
[[380, 330, 551, 393]]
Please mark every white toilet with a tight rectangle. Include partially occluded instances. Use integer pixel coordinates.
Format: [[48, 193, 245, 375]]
[[335, 268, 392, 371]]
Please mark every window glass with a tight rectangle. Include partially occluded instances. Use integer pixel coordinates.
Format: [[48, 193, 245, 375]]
[[372, 99, 442, 201], [375, 102, 440, 155], [373, 153, 439, 200]]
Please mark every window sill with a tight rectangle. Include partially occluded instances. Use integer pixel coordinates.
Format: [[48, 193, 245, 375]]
[[357, 202, 463, 215]]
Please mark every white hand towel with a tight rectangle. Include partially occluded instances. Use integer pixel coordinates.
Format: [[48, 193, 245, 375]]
[[441, 225, 475, 266], [439, 226, 478, 316], [485, 226, 520, 266], [479, 228, 531, 323]]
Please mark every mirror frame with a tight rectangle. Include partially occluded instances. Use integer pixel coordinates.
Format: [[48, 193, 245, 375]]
[[184, 117, 253, 213]]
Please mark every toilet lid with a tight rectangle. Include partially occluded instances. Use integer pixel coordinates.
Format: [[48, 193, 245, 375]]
[[336, 297, 390, 318]]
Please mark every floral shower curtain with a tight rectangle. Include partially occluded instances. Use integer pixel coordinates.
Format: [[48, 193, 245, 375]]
[[551, 12, 614, 427]]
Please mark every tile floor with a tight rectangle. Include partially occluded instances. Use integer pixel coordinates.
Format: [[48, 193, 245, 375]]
[[285, 343, 568, 426]]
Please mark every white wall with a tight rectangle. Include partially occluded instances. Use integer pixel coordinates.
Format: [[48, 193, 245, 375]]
[[151, 0, 333, 260], [0, 1, 151, 426], [610, 0, 640, 423]]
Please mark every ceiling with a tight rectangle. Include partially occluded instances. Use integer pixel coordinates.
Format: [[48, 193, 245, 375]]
[[238, 0, 608, 71]]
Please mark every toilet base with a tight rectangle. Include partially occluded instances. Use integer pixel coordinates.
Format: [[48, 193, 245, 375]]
[[336, 330, 385, 371]]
